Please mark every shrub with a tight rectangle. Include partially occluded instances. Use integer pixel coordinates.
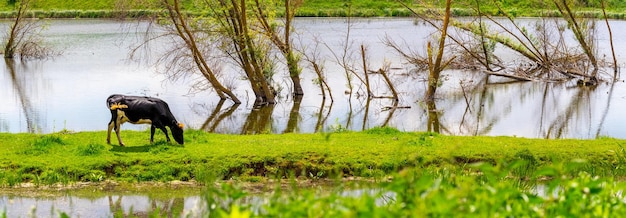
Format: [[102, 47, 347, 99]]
[[20, 135, 65, 155], [76, 143, 105, 156], [365, 127, 401, 135]]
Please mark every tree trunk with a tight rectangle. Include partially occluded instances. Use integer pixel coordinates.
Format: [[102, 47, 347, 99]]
[[221, 0, 275, 105], [425, 0, 452, 104], [253, 0, 303, 96], [4, 0, 28, 58], [163, 0, 241, 104]]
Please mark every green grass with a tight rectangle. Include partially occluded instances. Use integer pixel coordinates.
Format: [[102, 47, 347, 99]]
[[0, 127, 625, 186], [1, 0, 626, 18], [3, 128, 626, 217]]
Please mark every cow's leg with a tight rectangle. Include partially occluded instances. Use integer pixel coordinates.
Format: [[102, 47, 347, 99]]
[[161, 126, 171, 143], [115, 111, 126, 146], [150, 125, 156, 144], [107, 120, 114, 144], [115, 124, 125, 146], [107, 109, 119, 144], [156, 124, 171, 143]]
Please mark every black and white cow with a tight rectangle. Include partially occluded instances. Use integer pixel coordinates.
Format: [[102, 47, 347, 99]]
[[106, 94, 184, 146]]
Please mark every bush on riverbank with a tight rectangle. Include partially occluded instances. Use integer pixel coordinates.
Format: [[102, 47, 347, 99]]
[[0, 127, 624, 186]]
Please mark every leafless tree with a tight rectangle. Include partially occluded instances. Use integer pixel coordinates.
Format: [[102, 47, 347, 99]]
[[299, 34, 333, 102], [3, 0, 55, 59], [209, 0, 277, 105], [425, 0, 454, 104], [253, 0, 305, 96], [128, 0, 288, 105], [130, 0, 243, 104], [297, 34, 334, 133], [600, 0, 618, 78]]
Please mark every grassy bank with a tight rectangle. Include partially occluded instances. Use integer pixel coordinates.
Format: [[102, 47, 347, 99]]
[[2, 0, 626, 18], [0, 127, 624, 186], [3, 128, 626, 216]]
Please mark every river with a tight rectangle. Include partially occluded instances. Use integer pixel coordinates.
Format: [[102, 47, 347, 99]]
[[1, 18, 625, 138]]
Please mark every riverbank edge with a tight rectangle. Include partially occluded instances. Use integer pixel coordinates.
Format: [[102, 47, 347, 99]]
[[0, 176, 382, 198], [1, 8, 626, 19]]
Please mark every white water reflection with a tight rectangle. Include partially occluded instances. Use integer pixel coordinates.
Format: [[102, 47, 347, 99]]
[[0, 194, 202, 217], [1, 18, 626, 138]]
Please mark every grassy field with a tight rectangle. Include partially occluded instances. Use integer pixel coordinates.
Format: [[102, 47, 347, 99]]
[[3, 128, 626, 216], [1, 0, 626, 18], [0, 127, 624, 186]]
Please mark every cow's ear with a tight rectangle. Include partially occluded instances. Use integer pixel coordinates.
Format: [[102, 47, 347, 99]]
[[178, 123, 184, 129]]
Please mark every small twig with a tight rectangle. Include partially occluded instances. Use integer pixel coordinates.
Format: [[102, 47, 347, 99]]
[[460, 80, 472, 113], [382, 106, 412, 111]]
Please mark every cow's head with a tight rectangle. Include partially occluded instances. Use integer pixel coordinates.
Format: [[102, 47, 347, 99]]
[[171, 121, 184, 145]]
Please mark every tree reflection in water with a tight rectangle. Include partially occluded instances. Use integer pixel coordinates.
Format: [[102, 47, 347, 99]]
[[4, 58, 42, 133], [200, 99, 240, 133], [107, 195, 185, 217]]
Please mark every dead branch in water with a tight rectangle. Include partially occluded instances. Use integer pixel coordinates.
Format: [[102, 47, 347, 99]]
[[366, 63, 400, 101], [394, 0, 606, 84], [382, 106, 411, 111]]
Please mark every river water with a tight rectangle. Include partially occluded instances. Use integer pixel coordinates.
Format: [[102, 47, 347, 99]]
[[1, 18, 625, 138], [1, 193, 203, 217], [2, 17, 626, 216]]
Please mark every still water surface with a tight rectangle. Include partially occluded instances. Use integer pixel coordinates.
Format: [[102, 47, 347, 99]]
[[2, 18, 626, 138], [1, 193, 203, 217]]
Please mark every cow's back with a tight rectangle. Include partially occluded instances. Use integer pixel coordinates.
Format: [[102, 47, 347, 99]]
[[107, 94, 175, 123]]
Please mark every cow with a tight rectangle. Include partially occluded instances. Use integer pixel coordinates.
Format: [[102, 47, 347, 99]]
[[106, 94, 184, 146]]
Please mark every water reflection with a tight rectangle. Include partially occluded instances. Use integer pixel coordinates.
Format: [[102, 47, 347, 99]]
[[595, 81, 617, 138], [426, 101, 441, 133], [1, 18, 626, 138], [242, 104, 276, 134], [314, 95, 333, 133], [284, 95, 303, 133], [0, 193, 197, 217], [199, 99, 240, 132], [107, 195, 186, 217], [435, 74, 616, 139], [4, 59, 43, 133]]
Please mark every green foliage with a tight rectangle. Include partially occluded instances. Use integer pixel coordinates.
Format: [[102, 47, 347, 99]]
[[1, 0, 625, 18], [33, 135, 64, 147], [364, 126, 401, 134], [76, 143, 105, 156], [327, 119, 349, 133], [408, 132, 438, 146], [20, 135, 65, 155], [191, 161, 626, 217]]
